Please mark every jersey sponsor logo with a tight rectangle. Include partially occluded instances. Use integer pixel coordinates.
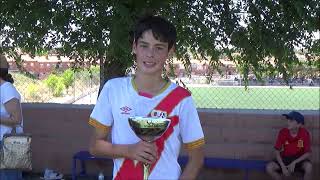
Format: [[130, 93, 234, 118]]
[[297, 139, 304, 148], [120, 106, 132, 114], [150, 110, 167, 118]]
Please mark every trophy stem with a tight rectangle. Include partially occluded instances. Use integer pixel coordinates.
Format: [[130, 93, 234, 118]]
[[143, 163, 150, 180]]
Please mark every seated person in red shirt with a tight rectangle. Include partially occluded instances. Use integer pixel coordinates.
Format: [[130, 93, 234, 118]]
[[266, 111, 312, 180]]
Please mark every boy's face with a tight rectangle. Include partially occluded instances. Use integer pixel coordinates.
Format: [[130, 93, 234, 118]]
[[132, 30, 173, 76], [287, 119, 300, 130]]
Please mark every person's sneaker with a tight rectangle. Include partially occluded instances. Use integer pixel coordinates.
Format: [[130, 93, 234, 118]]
[[43, 168, 53, 179], [41, 169, 63, 180]]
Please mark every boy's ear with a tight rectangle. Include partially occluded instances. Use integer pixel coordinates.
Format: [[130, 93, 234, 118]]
[[168, 45, 175, 58], [132, 40, 137, 54]]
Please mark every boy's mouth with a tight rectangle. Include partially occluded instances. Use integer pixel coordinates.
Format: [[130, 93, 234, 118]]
[[143, 61, 156, 67]]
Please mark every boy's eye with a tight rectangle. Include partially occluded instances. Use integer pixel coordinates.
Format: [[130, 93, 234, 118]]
[[139, 44, 148, 48], [156, 47, 164, 50]]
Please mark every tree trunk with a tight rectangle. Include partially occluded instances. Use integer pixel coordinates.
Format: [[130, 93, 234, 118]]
[[99, 59, 127, 94]]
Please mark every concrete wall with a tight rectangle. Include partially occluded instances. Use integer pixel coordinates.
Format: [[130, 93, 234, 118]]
[[21, 104, 320, 179]]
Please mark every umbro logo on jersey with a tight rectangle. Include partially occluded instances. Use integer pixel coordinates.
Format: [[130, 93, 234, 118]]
[[120, 106, 132, 114]]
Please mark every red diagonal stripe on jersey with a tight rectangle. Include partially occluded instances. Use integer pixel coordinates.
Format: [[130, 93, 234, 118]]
[[114, 160, 143, 180], [150, 116, 179, 173], [148, 87, 190, 174], [153, 86, 190, 115]]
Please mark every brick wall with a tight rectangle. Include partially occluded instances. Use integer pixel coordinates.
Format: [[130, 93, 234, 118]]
[[8, 60, 72, 79], [198, 110, 319, 162], [21, 104, 319, 178]]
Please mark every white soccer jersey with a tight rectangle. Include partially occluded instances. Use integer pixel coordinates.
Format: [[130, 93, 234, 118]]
[[0, 82, 22, 140], [89, 77, 204, 180]]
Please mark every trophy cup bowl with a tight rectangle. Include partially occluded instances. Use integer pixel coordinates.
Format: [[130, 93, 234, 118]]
[[128, 116, 171, 180], [128, 116, 171, 142]]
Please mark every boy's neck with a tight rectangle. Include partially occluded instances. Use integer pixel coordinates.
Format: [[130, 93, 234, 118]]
[[133, 73, 167, 95], [289, 127, 299, 136]]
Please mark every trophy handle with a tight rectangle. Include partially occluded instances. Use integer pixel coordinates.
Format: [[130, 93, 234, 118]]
[[143, 163, 150, 180]]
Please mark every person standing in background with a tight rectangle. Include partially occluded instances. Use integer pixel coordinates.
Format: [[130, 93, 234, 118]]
[[0, 54, 24, 180]]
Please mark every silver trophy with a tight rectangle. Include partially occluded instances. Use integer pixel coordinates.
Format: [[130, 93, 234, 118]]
[[128, 116, 171, 180]]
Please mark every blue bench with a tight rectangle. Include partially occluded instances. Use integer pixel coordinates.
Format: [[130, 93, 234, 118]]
[[72, 151, 267, 180], [179, 156, 267, 180]]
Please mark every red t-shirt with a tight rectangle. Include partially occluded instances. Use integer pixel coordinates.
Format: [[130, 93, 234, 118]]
[[274, 127, 311, 157]]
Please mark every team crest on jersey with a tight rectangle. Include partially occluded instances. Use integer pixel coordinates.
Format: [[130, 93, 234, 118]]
[[150, 110, 167, 118], [297, 139, 304, 148], [120, 106, 132, 114]]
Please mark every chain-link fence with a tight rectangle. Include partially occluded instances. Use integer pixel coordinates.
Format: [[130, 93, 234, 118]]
[[177, 76, 320, 110], [8, 59, 320, 110], [12, 67, 99, 104]]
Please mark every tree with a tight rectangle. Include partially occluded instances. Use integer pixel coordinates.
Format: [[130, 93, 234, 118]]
[[62, 69, 75, 89], [1, 0, 319, 87]]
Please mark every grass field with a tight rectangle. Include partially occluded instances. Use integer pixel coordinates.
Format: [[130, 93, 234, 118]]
[[11, 72, 319, 110], [189, 86, 320, 110]]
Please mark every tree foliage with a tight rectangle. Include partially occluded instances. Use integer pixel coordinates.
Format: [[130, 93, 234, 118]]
[[0, 0, 319, 85], [62, 69, 75, 89]]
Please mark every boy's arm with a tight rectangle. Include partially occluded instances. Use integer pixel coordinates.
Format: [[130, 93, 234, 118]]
[[89, 126, 157, 164], [275, 150, 291, 176], [178, 97, 205, 180], [180, 146, 204, 180], [274, 129, 287, 168], [0, 98, 22, 127], [292, 152, 311, 164], [275, 149, 286, 168], [89, 126, 127, 158]]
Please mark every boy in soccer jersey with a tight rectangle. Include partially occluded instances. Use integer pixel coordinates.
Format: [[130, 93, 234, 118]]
[[89, 16, 205, 180], [266, 111, 312, 180]]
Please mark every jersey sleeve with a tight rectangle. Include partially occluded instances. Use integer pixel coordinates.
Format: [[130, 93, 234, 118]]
[[179, 96, 205, 150], [89, 81, 114, 132], [274, 129, 286, 150]]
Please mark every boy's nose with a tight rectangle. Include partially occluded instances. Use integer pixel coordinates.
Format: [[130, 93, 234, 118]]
[[146, 48, 155, 57]]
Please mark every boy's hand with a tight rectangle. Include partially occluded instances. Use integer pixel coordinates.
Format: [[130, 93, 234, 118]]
[[281, 165, 290, 176], [287, 162, 296, 173], [128, 141, 158, 164]]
